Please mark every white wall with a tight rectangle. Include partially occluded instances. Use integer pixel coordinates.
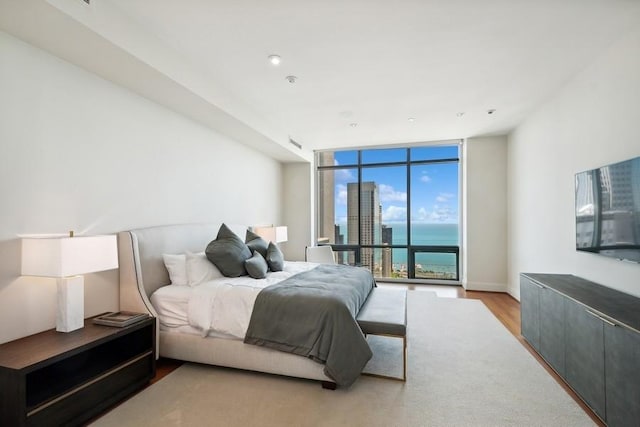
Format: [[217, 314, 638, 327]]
[[0, 32, 283, 344], [464, 136, 508, 291], [282, 163, 313, 261], [507, 26, 640, 300]]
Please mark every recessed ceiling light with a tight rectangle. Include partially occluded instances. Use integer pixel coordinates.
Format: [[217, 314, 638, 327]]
[[349, 123, 358, 127], [285, 75, 297, 83], [268, 54, 281, 65], [408, 117, 416, 122]]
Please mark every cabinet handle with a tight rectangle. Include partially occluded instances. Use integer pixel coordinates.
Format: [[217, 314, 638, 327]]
[[532, 282, 544, 289], [601, 317, 617, 327], [586, 310, 617, 327]]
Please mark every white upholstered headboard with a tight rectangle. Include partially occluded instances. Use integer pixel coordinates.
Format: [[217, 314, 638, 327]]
[[118, 223, 248, 316]]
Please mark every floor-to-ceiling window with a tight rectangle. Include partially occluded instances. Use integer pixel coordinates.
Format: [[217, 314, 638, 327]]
[[316, 142, 461, 281]]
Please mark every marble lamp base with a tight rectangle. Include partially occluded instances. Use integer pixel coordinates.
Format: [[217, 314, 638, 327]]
[[56, 276, 84, 333]]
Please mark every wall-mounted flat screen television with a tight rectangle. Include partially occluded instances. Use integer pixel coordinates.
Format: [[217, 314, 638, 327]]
[[575, 156, 640, 263]]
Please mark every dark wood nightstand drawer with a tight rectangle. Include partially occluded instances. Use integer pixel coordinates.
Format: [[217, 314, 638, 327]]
[[27, 352, 154, 427]]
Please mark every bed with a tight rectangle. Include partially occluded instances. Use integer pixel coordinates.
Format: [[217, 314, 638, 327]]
[[118, 223, 374, 388]]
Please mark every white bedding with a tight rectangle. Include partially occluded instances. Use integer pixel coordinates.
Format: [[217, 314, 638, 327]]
[[151, 261, 318, 339]]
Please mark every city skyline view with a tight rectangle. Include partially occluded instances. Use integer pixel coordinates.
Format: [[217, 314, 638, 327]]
[[317, 146, 461, 280], [332, 148, 460, 228]]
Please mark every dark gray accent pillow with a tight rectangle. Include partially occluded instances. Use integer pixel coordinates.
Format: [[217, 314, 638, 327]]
[[266, 242, 284, 272], [245, 229, 268, 258], [205, 224, 252, 277], [245, 251, 268, 279]]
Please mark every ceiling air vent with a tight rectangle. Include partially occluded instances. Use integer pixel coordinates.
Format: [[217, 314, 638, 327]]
[[289, 138, 302, 149]]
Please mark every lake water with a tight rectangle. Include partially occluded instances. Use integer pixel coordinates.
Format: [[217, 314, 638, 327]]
[[336, 223, 459, 275]]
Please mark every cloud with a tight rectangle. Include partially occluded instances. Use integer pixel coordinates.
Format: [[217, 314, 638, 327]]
[[335, 169, 355, 181], [420, 174, 431, 183], [435, 192, 455, 203], [413, 204, 457, 223], [379, 184, 407, 202], [416, 207, 428, 220], [429, 205, 456, 222], [382, 205, 407, 222], [336, 215, 348, 224], [336, 184, 348, 205]]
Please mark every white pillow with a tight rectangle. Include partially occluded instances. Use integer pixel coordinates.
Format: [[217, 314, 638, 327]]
[[163, 253, 188, 286], [186, 251, 224, 286]]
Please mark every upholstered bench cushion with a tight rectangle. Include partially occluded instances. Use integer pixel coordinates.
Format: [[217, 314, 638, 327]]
[[357, 288, 407, 336]]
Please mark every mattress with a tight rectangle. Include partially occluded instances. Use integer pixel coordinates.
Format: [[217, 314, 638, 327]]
[[159, 323, 238, 340], [151, 261, 318, 339], [150, 284, 191, 327]]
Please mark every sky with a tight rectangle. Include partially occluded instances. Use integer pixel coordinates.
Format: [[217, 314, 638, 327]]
[[330, 146, 460, 225]]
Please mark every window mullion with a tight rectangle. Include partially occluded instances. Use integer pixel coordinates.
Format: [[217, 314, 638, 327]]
[[357, 151, 362, 261], [406, 148, 412, 278]]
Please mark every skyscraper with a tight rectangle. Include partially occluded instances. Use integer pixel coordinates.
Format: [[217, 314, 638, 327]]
[[317, 152, 335, 244], [334, 224, 344, 264], [347, 181, 381, 271], [381, 224, 393, 278]]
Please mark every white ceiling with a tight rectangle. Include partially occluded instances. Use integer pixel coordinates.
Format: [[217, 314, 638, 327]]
[[106, 0, 640, 152], [2, 0, 640, 160]]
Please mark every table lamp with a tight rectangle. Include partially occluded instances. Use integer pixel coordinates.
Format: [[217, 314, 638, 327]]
[[21, 233, 118, 333], [253, 226, 288, 243]]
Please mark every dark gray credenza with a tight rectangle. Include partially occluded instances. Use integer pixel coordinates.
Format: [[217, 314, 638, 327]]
[[520, 273, 640, 427]]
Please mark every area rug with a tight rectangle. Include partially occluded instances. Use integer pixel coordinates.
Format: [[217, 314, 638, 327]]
[[92, 292, 594, 426]]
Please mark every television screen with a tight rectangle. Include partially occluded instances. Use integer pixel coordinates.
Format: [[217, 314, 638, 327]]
[[575, 156, 640, 263]]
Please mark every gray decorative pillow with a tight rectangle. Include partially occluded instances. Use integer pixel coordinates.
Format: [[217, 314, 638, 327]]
[[245, 229, 268, 258], [266, 242, 284, 272], [245, 251, 268, 279], [205, 224, 252, 277]]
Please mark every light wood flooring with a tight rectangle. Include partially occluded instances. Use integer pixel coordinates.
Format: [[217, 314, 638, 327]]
[[152, 284, 604, 426]]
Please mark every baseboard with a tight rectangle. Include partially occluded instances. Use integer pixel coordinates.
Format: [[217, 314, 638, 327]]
[[507, 286, 520, 301], [464, 281, 508, 292]]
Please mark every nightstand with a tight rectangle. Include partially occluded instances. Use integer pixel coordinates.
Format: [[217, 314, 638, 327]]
[[0, 315, 155, 426]]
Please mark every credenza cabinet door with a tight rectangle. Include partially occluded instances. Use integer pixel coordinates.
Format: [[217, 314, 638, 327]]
[[539, 287, 565, 377], [520, 276, 541, 350], [604, 323, 640, 427], [565, 301, 606, 420]]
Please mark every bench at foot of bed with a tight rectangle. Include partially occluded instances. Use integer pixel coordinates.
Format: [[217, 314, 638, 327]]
[[357, 287, 408, 382]]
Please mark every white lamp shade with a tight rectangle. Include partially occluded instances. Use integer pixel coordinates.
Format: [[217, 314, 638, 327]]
[[253, 226, 288, 243], [21, 235, 118, 277]]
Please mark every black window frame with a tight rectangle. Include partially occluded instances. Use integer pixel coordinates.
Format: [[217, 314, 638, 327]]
[[315, 143, 462, 282]]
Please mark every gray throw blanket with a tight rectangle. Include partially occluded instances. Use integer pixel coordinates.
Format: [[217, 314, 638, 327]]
[[244, 264, 375, 387]]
